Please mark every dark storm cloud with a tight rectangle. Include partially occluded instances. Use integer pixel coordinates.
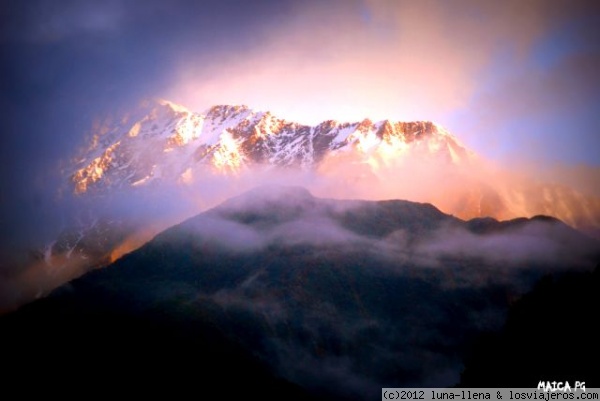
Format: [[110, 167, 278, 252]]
[[0, 0, 124, 43], [0, 0, 297, 247]]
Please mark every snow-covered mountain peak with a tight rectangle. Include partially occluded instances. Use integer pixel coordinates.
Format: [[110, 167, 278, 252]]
[[71, 100, 473, 195], [155, 98, 191, 114]]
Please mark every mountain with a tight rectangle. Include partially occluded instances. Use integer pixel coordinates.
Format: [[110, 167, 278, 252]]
[[22, 100, 478, 308], [69, 99, 600, 232], [71, 99, 473, 194], [4, 99, 599, 314], [3, 187, 598, 399]]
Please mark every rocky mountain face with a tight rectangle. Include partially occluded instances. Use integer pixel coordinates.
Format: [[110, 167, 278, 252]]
[[3, 187, 598, 399], [69, 99, 600, 235], [71, 99, 472, 195]]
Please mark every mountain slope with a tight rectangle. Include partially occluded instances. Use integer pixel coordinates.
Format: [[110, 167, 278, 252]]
[[460, 266, 600, 386], [3, 187, 598, 399]]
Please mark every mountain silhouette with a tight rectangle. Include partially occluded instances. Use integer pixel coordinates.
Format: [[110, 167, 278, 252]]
[[2, 186, 598, 399]]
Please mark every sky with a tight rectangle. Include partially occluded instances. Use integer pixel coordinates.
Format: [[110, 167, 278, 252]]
[[1, 0, 599, 238]]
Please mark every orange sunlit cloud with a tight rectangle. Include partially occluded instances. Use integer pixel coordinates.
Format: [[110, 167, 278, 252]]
[[161, 0, 600, 175], [165, 1, 570, 125]]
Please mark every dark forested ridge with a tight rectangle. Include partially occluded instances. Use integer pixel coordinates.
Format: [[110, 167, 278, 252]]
[[460, 265, 600, 387], [2, 187, 598, 399]]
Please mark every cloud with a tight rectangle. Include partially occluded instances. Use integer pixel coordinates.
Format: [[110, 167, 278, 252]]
[[415, 223, 560, 267], [165, 0, 594, 123], [175, 185, 596, 271], [2, 0, 598, 255], [160, 0, 600, 170], [455, 49, 600, 164], [1, 0, 124, 43]]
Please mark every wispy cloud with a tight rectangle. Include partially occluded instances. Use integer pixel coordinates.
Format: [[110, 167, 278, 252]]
[[165, 0, 600, 166]]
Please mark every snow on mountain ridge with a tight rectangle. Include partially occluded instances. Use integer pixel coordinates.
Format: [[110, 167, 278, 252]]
[[71, 99, 472, 194]]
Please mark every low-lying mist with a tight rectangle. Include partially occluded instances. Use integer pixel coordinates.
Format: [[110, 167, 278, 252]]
[[1, 147, 599, 313]]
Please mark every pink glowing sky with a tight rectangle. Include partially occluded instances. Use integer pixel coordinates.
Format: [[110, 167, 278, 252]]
[[164, 0, 600, 167]]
